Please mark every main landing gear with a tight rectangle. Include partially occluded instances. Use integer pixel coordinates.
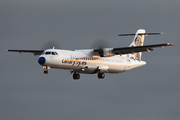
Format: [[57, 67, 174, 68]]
[[73, 73, 80, 80], [72, 73, 105, 80], [98, 73, 105, 79]]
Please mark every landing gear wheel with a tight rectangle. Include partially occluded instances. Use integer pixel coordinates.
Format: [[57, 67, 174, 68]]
[[98, 73, 105, 79], [73, 73, 80, 80], [44, 70, 48, 74]]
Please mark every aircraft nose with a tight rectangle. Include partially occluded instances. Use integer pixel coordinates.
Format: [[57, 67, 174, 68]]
[[38, 57, 46, 65]]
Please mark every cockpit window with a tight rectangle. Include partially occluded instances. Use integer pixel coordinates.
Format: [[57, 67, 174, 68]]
[[43, 51, 58, 55], [45, 52, 51, 55], [42, 52, 45, 55], [52, 52, 55, 55]]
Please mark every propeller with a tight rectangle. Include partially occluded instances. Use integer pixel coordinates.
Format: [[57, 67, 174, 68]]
[[91, 39, 114, 57], [91, 38, 111, 49]]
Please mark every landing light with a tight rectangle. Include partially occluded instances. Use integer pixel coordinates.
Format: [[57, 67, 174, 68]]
[[43, 66, 47, 69]]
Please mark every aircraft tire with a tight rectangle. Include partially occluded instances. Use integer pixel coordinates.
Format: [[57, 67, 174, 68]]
[[73, 73, 80, 80], [44, 70, 48, 74], [98, 73, 105, 79], [76, 74, 80, 79]]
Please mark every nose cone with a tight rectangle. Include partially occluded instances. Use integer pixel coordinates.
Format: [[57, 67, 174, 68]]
[[38, 57, 46, 65]]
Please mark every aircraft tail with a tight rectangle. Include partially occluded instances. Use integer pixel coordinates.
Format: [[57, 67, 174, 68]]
[[129, 29, 146, 60], [118, 29, 164, 60]]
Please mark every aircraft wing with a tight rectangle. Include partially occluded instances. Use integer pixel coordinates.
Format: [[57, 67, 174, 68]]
[[112, 43, 174, 55], [93, 43, 174, 56], [7, 50, 44, 56]]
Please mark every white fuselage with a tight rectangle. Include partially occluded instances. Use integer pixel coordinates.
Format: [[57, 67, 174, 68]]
[[38, 49, 146, 74]]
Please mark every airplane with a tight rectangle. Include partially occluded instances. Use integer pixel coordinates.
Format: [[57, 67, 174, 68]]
[[7, 29, 174, 80]]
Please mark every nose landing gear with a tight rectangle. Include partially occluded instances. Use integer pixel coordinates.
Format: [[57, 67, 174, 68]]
[[43, 66, 50, 74], [44, 70, 49, 74]]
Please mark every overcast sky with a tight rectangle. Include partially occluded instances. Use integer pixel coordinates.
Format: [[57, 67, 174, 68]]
[[1, 0, 180, 120]]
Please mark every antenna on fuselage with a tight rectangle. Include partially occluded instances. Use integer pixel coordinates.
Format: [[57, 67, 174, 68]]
[[53, 47, 55, 49]]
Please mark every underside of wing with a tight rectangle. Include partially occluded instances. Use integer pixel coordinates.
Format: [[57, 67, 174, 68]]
[[7, 50, 44, 56]]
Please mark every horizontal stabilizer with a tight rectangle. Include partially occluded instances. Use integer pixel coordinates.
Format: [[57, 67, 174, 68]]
[[118, 33, 164, 36]]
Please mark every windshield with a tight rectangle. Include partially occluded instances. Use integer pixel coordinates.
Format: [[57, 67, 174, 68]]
[[41, 51, 58, 55]]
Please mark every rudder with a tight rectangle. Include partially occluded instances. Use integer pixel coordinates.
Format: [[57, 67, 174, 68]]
[[129, 29, 146, 60]]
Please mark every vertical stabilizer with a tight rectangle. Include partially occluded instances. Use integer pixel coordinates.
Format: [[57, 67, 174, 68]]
[[129, 29, 146, 60]]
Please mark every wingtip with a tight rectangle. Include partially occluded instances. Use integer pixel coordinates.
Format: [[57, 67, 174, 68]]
[[167, 43, 175, 46]]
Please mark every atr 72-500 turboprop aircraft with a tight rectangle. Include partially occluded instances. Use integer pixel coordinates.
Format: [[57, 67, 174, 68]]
[[8, 29, 174, 80]]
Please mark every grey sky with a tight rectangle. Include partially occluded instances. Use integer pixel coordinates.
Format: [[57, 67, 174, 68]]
[[1, 0, 180, 120]]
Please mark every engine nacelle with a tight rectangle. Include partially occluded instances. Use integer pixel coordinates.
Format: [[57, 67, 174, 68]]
[[94, 48, 114, 57]]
